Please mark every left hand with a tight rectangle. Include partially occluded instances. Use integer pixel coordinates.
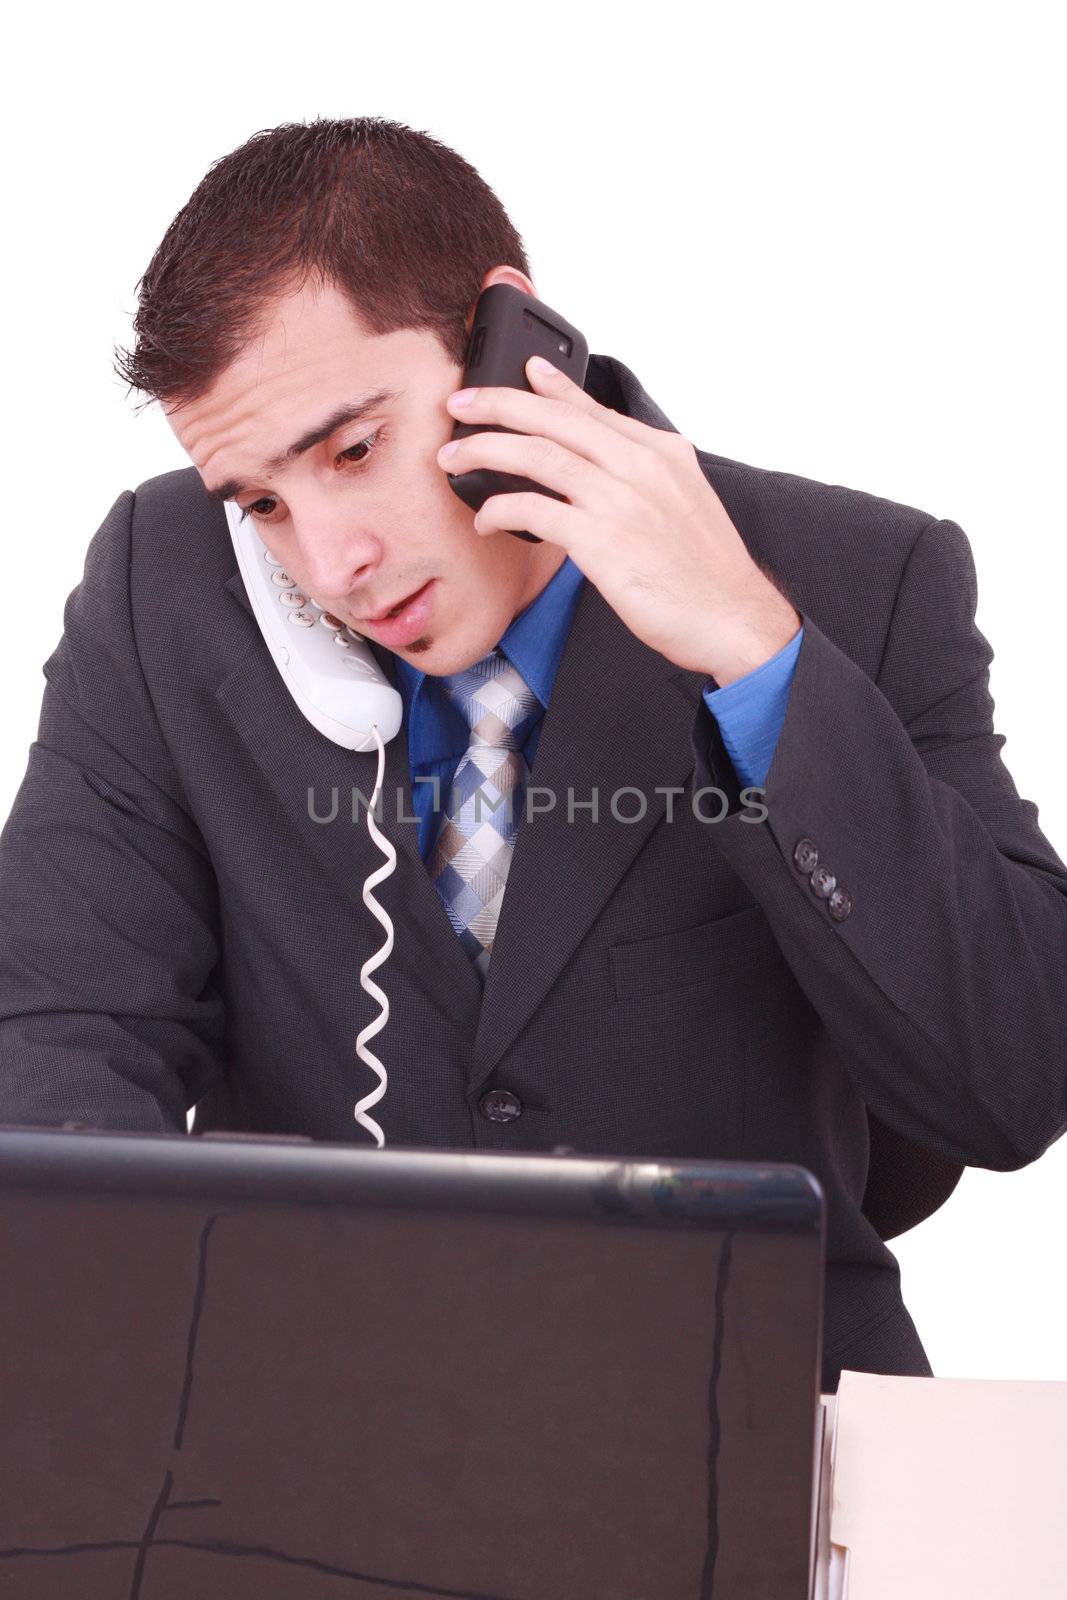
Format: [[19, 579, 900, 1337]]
[[436, 355, 801, 685]]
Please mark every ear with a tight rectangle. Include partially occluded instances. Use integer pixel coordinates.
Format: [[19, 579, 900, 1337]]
[[463, 263, 538, 333]]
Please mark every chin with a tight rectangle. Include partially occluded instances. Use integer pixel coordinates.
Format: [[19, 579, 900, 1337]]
[[400, 621, 504, 677]]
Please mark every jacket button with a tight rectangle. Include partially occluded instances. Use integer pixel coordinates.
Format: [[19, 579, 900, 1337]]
[[793, 838, 819, 874], [479, 1089, 524, 1123], [810, 864, 837, 898], [828, 887, 852, 921]]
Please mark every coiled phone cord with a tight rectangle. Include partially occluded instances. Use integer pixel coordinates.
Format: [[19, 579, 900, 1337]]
[[353, 722, 396, 1147]]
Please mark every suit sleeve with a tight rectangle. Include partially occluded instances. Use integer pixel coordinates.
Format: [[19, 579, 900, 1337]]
[[694, 515, 1067, 1171], [0, 490, 224, 1131]]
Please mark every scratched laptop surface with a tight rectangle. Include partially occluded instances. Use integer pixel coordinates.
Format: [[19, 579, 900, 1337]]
[[0, 1129, 823, 1599]]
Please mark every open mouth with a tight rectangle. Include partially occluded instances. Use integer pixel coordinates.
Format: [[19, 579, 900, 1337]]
[[366, 584, 427, 623]]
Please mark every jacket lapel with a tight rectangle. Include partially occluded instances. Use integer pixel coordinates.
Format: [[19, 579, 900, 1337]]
[[469, 580, 704, 1092]]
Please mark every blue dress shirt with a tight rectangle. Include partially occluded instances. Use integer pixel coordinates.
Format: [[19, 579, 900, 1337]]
[[703, 624, 804, 790], [394, 557, 801, 859]]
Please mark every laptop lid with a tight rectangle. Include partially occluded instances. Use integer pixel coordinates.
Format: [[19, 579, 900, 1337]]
[[0, 1128, 824, 1598]]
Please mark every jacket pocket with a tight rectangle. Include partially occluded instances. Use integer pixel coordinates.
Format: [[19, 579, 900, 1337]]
[[609, 903, 784, 1001]]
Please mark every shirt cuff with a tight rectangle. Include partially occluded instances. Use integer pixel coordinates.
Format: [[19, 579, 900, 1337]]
[[702, 625, 804, 790]]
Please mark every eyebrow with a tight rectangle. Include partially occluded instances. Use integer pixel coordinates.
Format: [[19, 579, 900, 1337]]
[[205, 388, 401, 501]]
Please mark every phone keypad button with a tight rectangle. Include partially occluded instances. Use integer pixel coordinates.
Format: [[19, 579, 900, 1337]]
[[333, 634, 351, 649], [263, 550, 284, 568], [271, 570, 297, 588], [319, 612, 344, 631], [287, 610, 316, 628], [278, 590, 309, 609]]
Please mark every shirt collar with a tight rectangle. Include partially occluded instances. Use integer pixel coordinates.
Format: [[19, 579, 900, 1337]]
[[496, 552, 585, 706]]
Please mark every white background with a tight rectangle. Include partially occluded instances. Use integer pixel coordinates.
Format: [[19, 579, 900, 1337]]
[[2, 2, 1064, 1379]]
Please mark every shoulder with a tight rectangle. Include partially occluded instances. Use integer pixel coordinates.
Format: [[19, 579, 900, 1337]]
[[129, 464, 224, 537], [125, 465, 236, 585], [596, 351, 944, 579], [692, 448, 966, 671], [119, 466, 250, 677], [695, 446, 938, 563]]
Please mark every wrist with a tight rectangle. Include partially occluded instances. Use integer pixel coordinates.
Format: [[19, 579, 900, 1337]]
[[697, 574, 801, 687]]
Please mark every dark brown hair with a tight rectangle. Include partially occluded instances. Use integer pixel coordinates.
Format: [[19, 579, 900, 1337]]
[[114, 116, 531, 408]]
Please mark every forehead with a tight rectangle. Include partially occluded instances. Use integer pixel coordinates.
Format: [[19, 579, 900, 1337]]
[[165, 281, 451, 483]]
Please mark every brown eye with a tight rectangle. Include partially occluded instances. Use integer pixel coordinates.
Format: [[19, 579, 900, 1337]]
[[238, 497, 280, 523], [337, 430, 381, 467]]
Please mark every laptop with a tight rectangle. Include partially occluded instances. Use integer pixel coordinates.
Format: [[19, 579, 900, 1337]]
[[0, 1127, 824, 1598]]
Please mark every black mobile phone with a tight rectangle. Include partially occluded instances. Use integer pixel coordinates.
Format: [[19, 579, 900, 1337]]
[[445, 283, 589, 543]]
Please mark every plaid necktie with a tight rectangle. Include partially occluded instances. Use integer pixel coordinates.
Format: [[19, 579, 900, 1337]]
[[427, 648, 541, 978]]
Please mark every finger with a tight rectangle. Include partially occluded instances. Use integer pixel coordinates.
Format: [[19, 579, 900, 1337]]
[[473, 489, 582, 548], [448, 381, 641, 480], [439, 429, 598, 502], [445, 358, 670, 477], [523, 355, 685, 453]]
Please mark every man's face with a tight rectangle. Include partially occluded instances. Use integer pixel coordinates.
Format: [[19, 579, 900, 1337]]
[[167, 277, 566, 675]]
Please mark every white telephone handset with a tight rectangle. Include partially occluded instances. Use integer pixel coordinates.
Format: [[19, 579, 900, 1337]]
[[223, 500, 402, 750], [224, 502, 400, 1149]]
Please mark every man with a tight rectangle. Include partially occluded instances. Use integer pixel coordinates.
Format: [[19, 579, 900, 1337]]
[[2, 117, 1065, 1392]]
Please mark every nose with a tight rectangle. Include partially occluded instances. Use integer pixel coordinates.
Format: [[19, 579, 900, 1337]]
[[290, 509, 382, 605]]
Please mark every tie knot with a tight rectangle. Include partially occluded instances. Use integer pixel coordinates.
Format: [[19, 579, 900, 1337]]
[[438, 647, 540, 751]]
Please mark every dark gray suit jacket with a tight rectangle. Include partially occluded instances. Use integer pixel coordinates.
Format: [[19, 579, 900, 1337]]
[[3, 353, 1066, 1392]]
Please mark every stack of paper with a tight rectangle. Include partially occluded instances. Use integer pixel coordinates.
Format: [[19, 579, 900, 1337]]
[[813, 1370, 1067, 1598]]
